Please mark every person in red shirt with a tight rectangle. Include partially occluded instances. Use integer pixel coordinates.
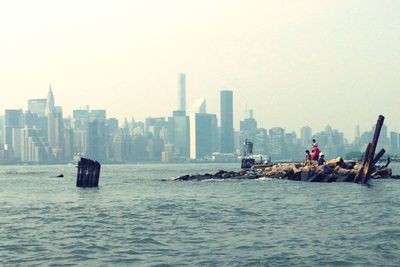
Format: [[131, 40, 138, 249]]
[[311, 139, 320, 160]]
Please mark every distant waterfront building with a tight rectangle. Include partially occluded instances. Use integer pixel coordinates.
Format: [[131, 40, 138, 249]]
[[300, 126, 312, 147], [268, 127, 286, 160], [86, 119, 107, 162], [390, 131, 399, 155], [161, 143, 174, 162], [240, 117, 257, 133], [20, 128, 47, 162], [106, 118, 119, 137], [168, 110, 190, 158], [178, 73, 186, 112], [74, 129, 87, 156], [4, 109, 23, 157], [46, 86, 56, 148], [64, 127, 74, 161], [28, 99, 47, 115], [90, 109, 106, 123], [112, 128, 130, 162], [73, 108, 90, 130], [253, 128, 268, 155], [190, 112, 217, 160], [238, 108, 259, 155], [312, 126, 345, 159], [220, 90, 234, 153], [145, 117, 167, 140]]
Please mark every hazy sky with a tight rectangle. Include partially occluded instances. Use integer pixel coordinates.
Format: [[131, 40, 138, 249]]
[[1, 0, 399, 140]]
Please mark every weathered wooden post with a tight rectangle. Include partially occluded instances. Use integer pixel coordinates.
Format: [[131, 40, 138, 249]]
[[354, 115, 385, 183], [94, 161, 101, 187], [76, 158, 89, 187], [354, 143, 371, 183], [76, 157, 101, 187], [362, 115, 385, 183]]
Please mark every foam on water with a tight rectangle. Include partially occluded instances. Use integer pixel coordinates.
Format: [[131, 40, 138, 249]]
[[1, 163, 400, 266]]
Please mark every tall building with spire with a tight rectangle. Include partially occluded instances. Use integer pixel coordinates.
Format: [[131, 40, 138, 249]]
[[45, 85, 64, 160], [46, 85, 56, 148], [45, 84, 55, 115]]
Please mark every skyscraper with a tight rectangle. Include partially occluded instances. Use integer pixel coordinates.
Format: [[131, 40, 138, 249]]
[[86, 119, 107, 161], [390, 131, 399, 155], [45, 85, 55, 114], [4, 109, 23, 154], [178, 73, 186, 112], [220, 90, 234, 153], [46, 85, 56, 147], [300, 126, 312, 147], [268, 127, 286, 160], [190, 112, 217, 160], [168, 110, 189, 158], [28, 99, 47, 115]]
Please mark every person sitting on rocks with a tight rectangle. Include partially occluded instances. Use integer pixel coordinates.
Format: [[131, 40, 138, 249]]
[[304, 150, 312, 166], [336, 157, 345, 168], [318, 153, 326, 166]]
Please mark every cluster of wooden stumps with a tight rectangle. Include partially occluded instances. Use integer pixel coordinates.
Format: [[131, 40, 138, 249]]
[[354, 115, 385, 183], [174, 115, 396, 184], [76, 157, 101, 187]]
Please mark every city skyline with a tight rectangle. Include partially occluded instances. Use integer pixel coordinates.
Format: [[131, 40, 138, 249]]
[[1, 1, 400, 139], [1, 84, 400, 161], [1, 84, 399, 143]]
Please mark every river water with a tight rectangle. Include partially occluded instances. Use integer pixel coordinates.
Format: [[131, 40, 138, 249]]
[[1, 163, 400, 266]]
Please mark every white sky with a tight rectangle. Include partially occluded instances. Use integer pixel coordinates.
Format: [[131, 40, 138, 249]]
[[1, 0, 399, 140]]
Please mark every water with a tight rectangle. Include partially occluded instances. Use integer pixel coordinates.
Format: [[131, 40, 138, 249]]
[[1, 163, 400, 266]]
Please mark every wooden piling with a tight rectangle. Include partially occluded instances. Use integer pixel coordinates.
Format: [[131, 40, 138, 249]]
[[76, 157, 101, 187], [362, 115, 385, 183], [94, 161, 101, 187], [354, 115, 385, 183], [354, 143, 371, 183]]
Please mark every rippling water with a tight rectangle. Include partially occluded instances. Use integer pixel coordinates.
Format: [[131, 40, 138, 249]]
[[1, 163, 400, 266]]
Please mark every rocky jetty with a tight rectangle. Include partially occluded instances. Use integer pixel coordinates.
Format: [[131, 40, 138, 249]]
[[173, 115, 398, 184], [174, 169, 260, 181], [173, 159, 393, 182]]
